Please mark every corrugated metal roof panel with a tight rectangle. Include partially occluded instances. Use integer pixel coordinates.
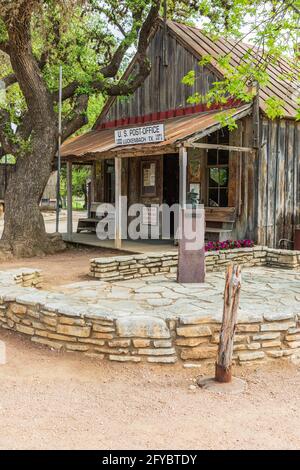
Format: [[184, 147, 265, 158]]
[[167, 21, 299, 119], [62, 104, 251, 160]]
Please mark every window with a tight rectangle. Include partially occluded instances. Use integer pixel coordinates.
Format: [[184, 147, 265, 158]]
[[207, 129, 229, 207]]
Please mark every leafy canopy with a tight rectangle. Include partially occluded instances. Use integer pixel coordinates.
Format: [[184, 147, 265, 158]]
[[0, 0, 162, 159], [179, 0, 299, 121]]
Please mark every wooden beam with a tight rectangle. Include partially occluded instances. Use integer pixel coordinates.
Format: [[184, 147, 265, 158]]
[[179, 146, 187, 208], [252, 83, 260, 149], [66, 161, 73, 240], [62, 145, 178, 163], [183, 142, 254, 153], [114, 156, 122, 250]]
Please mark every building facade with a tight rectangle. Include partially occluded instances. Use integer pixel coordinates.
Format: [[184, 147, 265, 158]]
[[61, 19, 300, 249]]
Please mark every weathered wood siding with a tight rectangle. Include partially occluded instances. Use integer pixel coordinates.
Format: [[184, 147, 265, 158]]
[[230, 116, 257, 242], [101, 25, 218, 123], [93, 23, 299, 249], [257, 118, 300, 248]]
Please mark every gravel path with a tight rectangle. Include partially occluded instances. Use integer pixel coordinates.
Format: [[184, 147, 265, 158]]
[[0, 331, 300, 450]]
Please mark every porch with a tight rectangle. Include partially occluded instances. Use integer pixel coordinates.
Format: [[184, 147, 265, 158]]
[[61, 104, 255, 251], [61, 232, 177, 254]]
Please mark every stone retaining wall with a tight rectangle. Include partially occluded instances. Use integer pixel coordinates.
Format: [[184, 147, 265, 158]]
[[90, 247, 300, 281], [0, 269, 299, 366]]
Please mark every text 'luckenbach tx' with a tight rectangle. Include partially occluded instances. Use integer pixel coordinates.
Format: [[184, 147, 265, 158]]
[[102, 454, 198, 466]]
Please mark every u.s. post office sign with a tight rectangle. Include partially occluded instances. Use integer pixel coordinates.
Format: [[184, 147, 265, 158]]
[[114, 124, 165, 146]]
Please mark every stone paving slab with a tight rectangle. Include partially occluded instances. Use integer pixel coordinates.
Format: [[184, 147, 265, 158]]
[[1, 267, 299, 323], [53, 267, 300, 322], [1, 266, 300, 366]]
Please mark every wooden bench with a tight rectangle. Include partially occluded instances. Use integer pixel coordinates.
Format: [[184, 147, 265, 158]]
[[205, 207, 236, 242], [77, 202, 114, 233]]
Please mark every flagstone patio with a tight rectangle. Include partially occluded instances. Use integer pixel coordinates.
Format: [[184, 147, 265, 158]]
[[56, 267, 300, 324], [0, 266, 299, 365]]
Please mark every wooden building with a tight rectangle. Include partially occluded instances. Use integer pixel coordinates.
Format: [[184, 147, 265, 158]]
[[61, 19, 300, 249]]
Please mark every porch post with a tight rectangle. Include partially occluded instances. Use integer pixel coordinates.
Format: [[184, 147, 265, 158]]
[[179, 145, 187, 208], [67, 161, 73, 240], [114, 156, 122, 249]]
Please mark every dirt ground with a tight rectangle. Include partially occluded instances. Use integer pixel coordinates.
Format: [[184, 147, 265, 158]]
[[1, 250, 300, 450], [0, 330, 300, 450], [0, 246, 124, 289]]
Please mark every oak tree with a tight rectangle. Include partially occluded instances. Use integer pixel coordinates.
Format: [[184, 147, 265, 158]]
[[0, 0, 161, 256]]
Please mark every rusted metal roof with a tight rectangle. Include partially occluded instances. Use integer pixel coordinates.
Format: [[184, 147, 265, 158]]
[[167, 20, 299, 119], [61, 104, 251, 160]]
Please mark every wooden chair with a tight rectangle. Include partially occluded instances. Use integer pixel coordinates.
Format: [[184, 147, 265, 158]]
[[205, 207, 236, 242]]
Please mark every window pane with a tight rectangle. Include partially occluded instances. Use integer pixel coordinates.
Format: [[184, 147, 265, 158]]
[[219, 189, 228, 207], [218, 150, 229, 165], [209, 168, 219, 187], [207, 149, 217, 165], [208, 189, 219, 207], [218, 168, 228, 187]]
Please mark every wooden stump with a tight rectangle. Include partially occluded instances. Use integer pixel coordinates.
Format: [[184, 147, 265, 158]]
[[215, 264, 242, 383]]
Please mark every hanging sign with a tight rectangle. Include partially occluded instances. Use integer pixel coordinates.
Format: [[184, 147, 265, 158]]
[[115, 124, 165, 146]]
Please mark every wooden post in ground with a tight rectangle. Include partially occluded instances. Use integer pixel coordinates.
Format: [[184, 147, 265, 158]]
[[215, 265, 242, 383]]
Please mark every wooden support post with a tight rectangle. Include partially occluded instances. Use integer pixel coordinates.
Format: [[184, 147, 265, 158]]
[[114, 156, 122, 250], [216, 265, 242, 383], [252, 82, 260, 149], [90, 163, 96, 216], [179, 146, 187, 208], [66, 161, 73, 241]]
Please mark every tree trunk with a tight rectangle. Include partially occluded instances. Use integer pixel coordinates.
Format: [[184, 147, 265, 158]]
[[215, 265, 242, 383], [2, 128, 64, 257], [0, 17, 66, 258]]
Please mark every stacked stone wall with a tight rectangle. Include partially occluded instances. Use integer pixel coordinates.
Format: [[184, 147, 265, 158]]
[[90, 247, 300, 281]]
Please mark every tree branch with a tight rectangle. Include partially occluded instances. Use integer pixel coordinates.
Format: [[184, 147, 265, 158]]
[[104, 1, 160, 96], [99, 40, 133, 79], [55, 1, 160, 103], [15, 111, 34, 141], [0, 109, 20, 155], [62, 94, 89, 141], [99, 5, 145, 78], [1, 72, 16, 88], [0, 41, 10, 55]]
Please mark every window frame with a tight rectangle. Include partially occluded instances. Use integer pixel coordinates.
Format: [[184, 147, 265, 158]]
[[206, 130, 230, 208]]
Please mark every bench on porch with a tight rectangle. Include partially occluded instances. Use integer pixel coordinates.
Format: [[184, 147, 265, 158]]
[[77, 202, 113, 233], [205, 207, 236, 242]]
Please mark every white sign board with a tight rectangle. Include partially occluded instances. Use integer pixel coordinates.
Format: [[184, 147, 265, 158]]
[[115, 124, 165, 146], [142, 206, 159, 226], [143, 163, 156, 187]]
